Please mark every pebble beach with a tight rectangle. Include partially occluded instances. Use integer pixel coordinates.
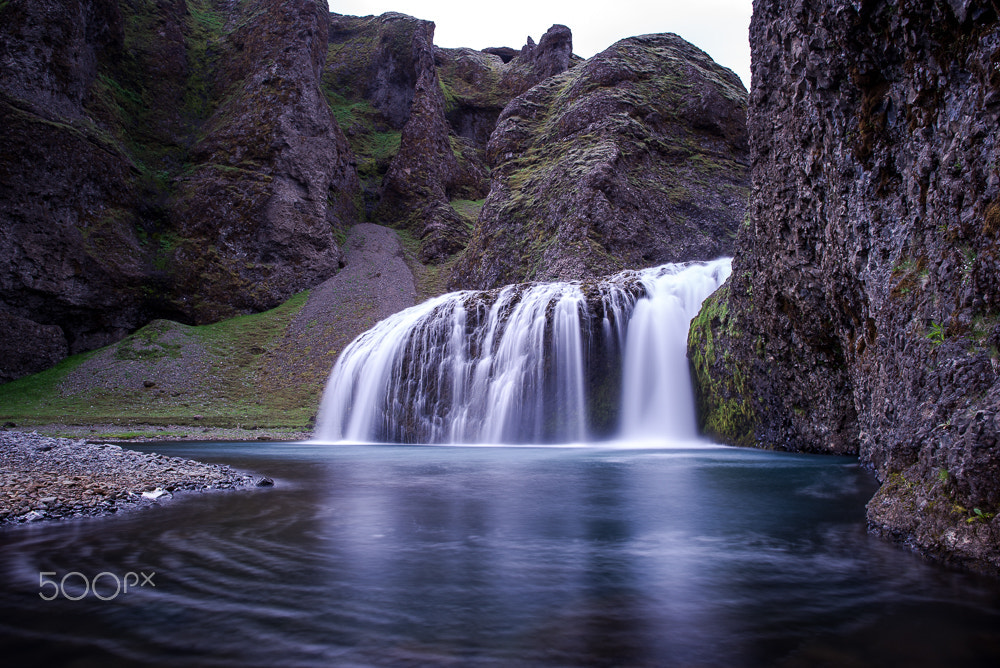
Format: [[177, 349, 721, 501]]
[[0, 431, 260, 526]]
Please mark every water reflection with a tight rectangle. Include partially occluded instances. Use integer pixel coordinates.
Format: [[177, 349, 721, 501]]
[[1, 442, 999, 667]]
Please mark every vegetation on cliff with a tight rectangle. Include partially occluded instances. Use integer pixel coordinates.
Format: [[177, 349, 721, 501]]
[[1, 3, 750, 387]]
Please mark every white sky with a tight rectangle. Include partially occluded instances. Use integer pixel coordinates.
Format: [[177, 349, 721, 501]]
[[330, 0, 752, 90]]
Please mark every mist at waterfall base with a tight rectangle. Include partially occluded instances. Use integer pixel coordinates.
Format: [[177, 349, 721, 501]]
[[315, 258, 731, 445]]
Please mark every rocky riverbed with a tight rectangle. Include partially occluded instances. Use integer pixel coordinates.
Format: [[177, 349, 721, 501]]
[[0, 431, 263, 526]]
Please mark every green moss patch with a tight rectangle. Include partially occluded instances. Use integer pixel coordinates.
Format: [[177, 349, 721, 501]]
[[688, 283, 757, 446]]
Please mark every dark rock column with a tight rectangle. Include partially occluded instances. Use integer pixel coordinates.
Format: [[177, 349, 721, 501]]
[[689, 0, 1000, 575], [171, 0, 360, 322], [376, 17, 475, 262]]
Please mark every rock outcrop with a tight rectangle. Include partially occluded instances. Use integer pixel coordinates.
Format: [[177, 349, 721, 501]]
[[326, 12, 487, 263], [452, 33, 749, 289], [328, 16, 579, 265], [0, 0, 359, 382], [374, 16, 485, 263], [170, 0, 359, 322], [689, 0, 1000, 574], [437, 27, 578, 152], [0, 0, 147, 380]]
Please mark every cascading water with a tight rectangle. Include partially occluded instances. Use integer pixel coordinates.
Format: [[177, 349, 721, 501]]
[[619, 262, 734, 439], [314, 258, 732, 444]]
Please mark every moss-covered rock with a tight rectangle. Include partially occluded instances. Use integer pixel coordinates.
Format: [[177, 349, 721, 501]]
[[436, 24, 579, 153], [687, 283, 757, 448], [451, 33, 749, 290], [167, 0, 359, 321], [325, 12, 485, 264]]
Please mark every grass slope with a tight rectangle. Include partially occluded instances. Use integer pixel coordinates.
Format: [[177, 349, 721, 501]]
[[0, 291, 318, 431]]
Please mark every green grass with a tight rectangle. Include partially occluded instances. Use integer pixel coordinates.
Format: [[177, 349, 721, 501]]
[[189, 1, 225, 31], [926, 321, 946, 345], [0, 291, 319, 429], [449, 198, 486, 226], [321, 87, 401, 189], [0, 351, 100, 420]]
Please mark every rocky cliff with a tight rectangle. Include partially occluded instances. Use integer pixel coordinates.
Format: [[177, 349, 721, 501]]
[[0, 0, 359, 383], [326, 16, 579, 264], [451, 33, 749, 289], [2, 4, 750, 399], [1, 0, 146, 381], [689, 0, 1000, 574]]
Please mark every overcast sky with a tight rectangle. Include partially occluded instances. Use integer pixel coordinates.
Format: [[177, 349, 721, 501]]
[[331, 0, 753, 90]]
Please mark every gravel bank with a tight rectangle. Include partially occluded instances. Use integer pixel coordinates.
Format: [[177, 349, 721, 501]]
[[15, 423, 312, 442], [1, 431, 262, 526]]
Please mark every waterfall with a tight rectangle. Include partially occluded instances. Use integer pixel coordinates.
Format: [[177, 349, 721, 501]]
[[314, 258, 732, 444]]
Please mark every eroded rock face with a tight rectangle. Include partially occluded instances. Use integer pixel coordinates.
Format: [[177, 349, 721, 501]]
[[0, 0, 147, 371], [436, 47, 508, 151], [0, 0, 359, 379], [327, 17, 583, 265], [688, 0, 1000, 574], [374, 15, 483, 263], [452, 33, 749, 289], [326, 12, 486, 264], [0, 313, 68, 384], [170, 0, 359, 322], [436, 24, 582, 157]]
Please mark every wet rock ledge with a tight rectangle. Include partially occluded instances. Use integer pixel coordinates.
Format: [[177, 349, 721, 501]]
[[1, 431, 257, 526]]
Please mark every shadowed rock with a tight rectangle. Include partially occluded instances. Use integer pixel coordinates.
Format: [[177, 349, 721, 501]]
[[0, 0, 360, 380], [688, 0, 1000, 575]]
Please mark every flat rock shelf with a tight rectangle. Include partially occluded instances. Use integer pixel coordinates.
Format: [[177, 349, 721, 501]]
[[0, 432, 258, 525]]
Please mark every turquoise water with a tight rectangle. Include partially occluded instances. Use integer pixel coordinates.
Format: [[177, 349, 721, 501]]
[[1, 441, 998, 666]]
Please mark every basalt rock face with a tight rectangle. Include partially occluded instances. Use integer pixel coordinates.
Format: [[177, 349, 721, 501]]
[[0, 0, 150, 381], [501, 24, 576, 96], [452, 34, 749, 290], [326, 12, 484, 264], [0, 0, 359, 381], [436, 25, 580, 152], [328, 16, 577, 265], [374, 16, 485, 263], [688, 0, 1000, 574], [170, 0, 358, 322]]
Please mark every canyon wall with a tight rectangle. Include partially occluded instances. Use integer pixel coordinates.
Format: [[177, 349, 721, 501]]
[[689, 0, 1000, 573], [2, 3, 749, 383]]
